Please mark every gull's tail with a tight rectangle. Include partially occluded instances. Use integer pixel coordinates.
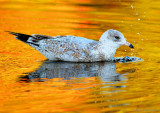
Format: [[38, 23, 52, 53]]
[[6, 31, 39, 47], [7, 31, 56, 60], [6, 31, 32, 43]]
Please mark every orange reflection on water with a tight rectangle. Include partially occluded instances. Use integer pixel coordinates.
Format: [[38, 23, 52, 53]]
[[0, 0, 160, 113], [0, 77, 103, 113]]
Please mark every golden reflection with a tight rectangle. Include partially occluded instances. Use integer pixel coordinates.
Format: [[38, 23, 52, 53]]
[[0, 0, 160, 112], [0, 62, 129, 113]]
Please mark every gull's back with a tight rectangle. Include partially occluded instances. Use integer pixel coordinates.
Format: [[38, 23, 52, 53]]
[[8, 31, 99, 62], [38, 35, 99, 61]]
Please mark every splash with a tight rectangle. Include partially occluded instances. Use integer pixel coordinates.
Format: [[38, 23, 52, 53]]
[[112, 56, 142, 62]]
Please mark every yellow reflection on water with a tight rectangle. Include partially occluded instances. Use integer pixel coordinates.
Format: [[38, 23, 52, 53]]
[[0, 0, 160, 112]]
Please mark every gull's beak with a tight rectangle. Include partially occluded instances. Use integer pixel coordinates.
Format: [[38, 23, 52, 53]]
[[124, 42, 134, 49]]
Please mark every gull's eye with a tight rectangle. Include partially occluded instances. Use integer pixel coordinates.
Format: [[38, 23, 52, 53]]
[[115, 36, 120, 40]]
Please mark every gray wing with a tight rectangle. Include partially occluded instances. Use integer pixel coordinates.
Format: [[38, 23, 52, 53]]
[[31, 34, 66, 41], [7, 31, 68, 49], [37, 36, 99, 61], [40, 36, 98, 53]]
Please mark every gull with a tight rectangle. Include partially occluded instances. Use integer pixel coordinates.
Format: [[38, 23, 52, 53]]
[[7, 29, 134, 62]]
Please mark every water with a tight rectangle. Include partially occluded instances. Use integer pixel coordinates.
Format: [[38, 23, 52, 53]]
[[0, 0, 160, 112]]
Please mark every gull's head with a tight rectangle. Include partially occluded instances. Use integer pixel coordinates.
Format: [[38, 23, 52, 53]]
[[100, 29, 134, 49]]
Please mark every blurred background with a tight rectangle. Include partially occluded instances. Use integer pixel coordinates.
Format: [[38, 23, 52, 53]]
[[0, 0, 160, 112]]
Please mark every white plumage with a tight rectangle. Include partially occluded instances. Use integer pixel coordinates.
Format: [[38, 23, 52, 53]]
[[8, 29, 134, 62]]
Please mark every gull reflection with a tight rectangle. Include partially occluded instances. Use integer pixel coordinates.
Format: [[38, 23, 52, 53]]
[[20, 61, 126, 82], [20, 61, 130, 109]]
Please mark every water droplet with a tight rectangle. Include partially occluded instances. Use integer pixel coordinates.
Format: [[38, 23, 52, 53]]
[[138, 18, 140, 20], [131, 5, 133, 9], [136, 13, 139, 15]]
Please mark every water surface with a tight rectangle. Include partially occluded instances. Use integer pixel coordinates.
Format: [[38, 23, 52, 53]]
[[0, 0, 160, 112]]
